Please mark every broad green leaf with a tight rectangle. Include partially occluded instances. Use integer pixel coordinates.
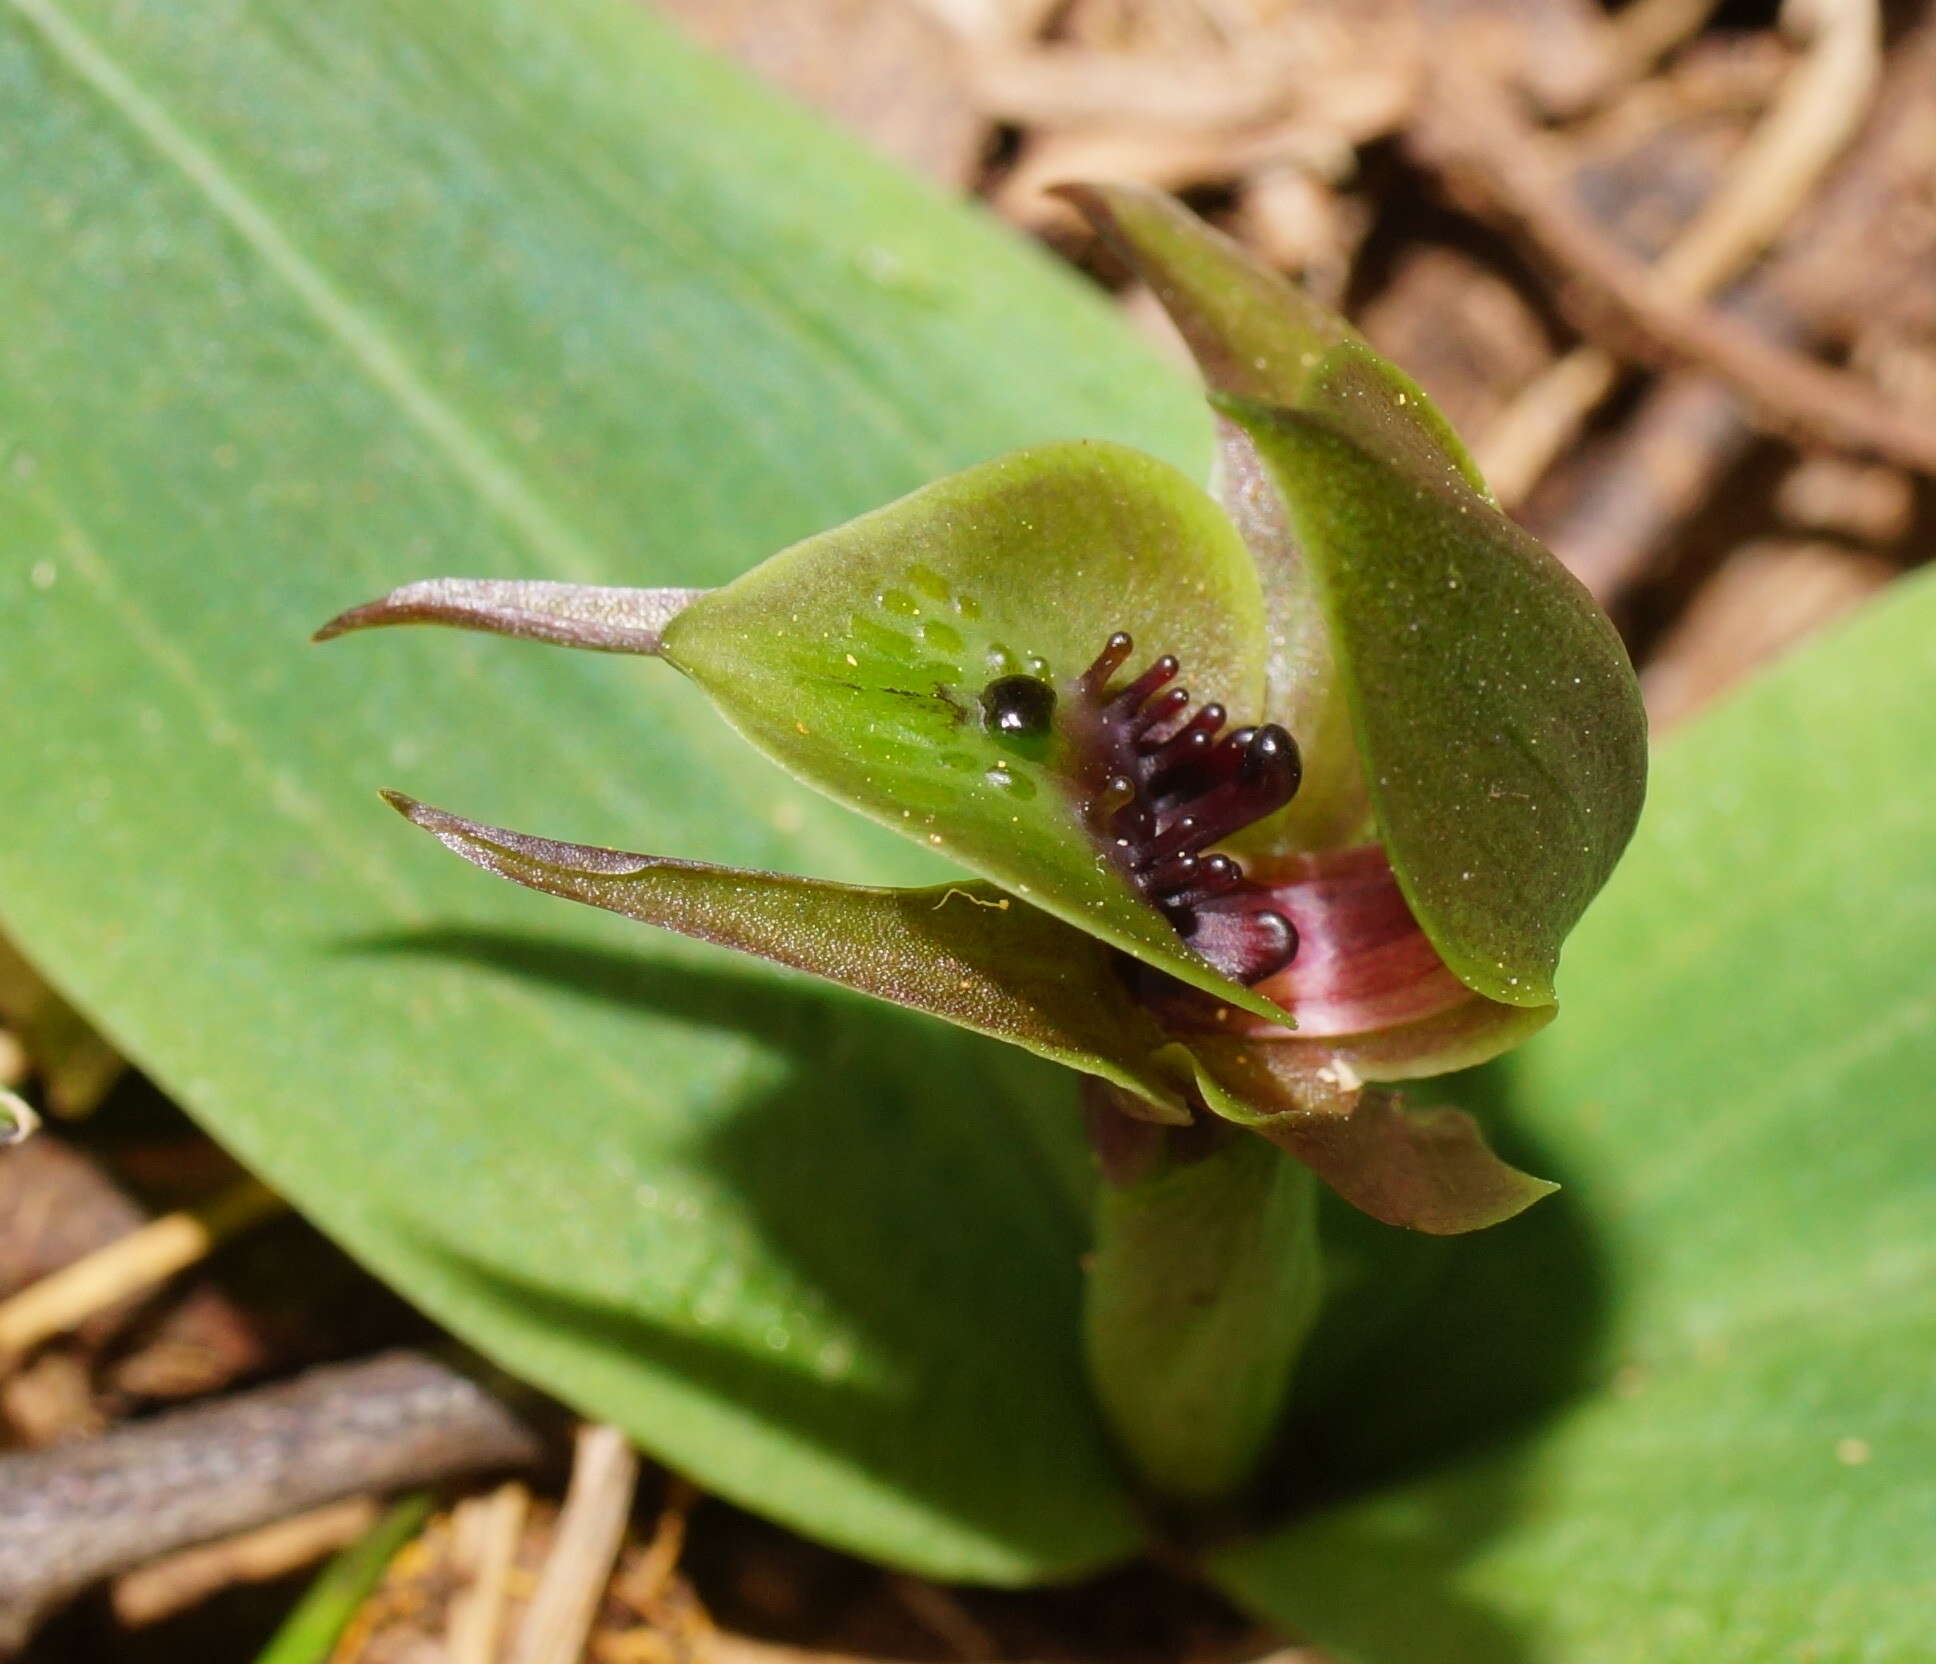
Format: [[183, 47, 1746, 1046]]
[[1212, 573, 1936, 1659], [0, 0, 1216, 1581], [660, 440, 1288, 1026], [1222, 401, 1647, 1007], [388, 792, 1194, 1118]]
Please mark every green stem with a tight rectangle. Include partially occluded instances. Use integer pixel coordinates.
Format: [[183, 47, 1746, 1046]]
[[1083, 1120, 1321, 1504]]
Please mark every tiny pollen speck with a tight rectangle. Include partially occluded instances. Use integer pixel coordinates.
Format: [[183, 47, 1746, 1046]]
[[1836, 1437, 1872, 1466]]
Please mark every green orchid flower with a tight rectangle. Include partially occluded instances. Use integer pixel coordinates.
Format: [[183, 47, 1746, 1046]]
[[319, 185, 1646, 1504]]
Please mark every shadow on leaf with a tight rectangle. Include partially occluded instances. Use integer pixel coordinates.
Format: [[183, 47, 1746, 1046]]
[[352, 927, 1610, 1617], [1221, 1056, 1611, 1659], [349, 926, 1139, 1575]]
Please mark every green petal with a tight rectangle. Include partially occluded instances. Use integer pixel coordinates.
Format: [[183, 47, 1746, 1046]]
[[1219, 401, 1647, 1006], [659, 439, 1291, 1025], [386, 793, 1195, 1119], [1064, 185, 1646, 993]]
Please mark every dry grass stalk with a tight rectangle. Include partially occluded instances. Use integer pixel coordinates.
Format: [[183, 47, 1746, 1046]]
[[0, 1175, 284, 1365], [112, 1497, 383, 1628], [508, 1424, 640, 1664], [446, 1482, 533, 1664]]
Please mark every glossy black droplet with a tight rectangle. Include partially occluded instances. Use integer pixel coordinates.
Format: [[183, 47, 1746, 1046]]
[[980, 674, 1058, 743], [1242, 724, 1303, 797]]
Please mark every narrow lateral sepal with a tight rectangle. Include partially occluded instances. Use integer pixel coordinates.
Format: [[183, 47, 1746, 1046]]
[[384, 793, 1195, 1119]]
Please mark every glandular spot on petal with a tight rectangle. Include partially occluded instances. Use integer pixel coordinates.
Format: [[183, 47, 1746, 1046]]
[[921, 619, 964, 653]]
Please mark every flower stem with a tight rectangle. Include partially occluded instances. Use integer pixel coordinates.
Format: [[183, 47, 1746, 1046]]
[[1082, 1106, 1321, 1505]]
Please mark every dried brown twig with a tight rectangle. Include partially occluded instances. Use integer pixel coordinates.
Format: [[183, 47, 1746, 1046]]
[[1415, 0, 1902, 504], [1415, 50, 1936, 492], [0, 1350, 543, 1653], [1532, 10, 1936, 600]]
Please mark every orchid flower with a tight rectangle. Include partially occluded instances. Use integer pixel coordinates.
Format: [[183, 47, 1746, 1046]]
[[319, 186, 1646, 1502]]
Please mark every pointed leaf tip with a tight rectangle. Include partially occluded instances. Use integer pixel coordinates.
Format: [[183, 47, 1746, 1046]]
[[316, 578, 705, 654]]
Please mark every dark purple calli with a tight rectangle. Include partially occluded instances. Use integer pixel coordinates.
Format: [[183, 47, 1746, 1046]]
[[320, 186, 1646, 1504]]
